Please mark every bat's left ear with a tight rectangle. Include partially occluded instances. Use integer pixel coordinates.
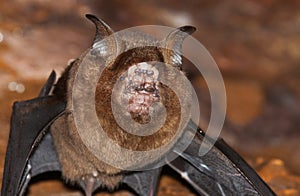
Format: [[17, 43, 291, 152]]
[[162, 26, 196, 69], [86, 14, 115, 44], [86, 14, 119, 67]]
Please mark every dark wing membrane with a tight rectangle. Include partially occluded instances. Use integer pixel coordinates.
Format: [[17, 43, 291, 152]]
[[1, 72, 66, 196], [29, 132, 62, 178], [38, 70, 56, 97], [167, 121, 275, 196], [122, 168, 162, 196], [1, 70, 275, 196]]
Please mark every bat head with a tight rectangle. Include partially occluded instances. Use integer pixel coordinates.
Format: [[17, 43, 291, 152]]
[[86, 14, 196, 125], [67, 15, 197, 170]]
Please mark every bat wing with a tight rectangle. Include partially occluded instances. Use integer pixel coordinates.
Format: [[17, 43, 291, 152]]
[[121, 120, 275, 196], [166, 120, 276, 196], [122, 168, 162, 196], [1, 71, 274, 195], [1, 71, 66, 196]]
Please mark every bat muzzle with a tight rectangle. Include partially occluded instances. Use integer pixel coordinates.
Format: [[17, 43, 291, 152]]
[[122, 62, 161, 124]]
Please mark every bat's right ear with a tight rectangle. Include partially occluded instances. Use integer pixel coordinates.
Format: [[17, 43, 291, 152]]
[[162, 26, 196, 70]]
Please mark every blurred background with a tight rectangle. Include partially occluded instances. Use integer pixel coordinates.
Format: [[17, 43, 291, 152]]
[[0, 0, 299, 195]]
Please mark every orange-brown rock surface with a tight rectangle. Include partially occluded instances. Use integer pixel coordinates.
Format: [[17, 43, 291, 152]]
[[1, 0, 299, 195]]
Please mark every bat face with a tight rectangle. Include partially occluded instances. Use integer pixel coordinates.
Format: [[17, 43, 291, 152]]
[[50, 15, 195, 192], [123, 62, 160, 123]]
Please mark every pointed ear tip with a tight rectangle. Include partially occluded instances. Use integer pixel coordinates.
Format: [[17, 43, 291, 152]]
[[180, 26, 197, 34], [85, 14, 93, 18], [50, 70, 56, 74], [85, 14, 99, 21]]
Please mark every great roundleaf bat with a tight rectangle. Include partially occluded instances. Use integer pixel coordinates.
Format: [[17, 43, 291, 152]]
[[1, 14, 275, 196]]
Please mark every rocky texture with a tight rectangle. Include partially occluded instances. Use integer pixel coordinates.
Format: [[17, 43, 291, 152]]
[[0, 0, 299, 195]]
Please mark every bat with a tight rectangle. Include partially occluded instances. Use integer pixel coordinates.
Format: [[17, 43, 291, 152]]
[[1, 14, 275, 196]]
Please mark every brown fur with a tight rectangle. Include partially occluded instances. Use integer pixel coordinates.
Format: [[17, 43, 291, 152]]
[[95, 47, 181, 151], [51, 53, 123, 188], [50, 15, 194, 189]]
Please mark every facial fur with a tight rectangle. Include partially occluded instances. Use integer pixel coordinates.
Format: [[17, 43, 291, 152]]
[[50, 15, 195, 190]]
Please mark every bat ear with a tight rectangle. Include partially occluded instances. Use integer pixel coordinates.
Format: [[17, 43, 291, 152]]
[[162, 26, 196, 69], [86, 14, 115, 44], [86, 14, 119, 62]]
